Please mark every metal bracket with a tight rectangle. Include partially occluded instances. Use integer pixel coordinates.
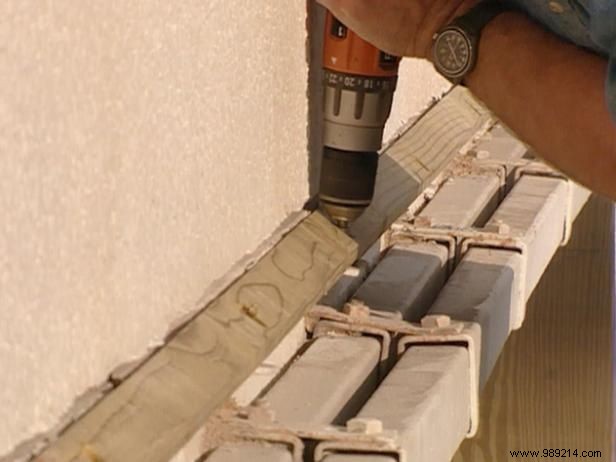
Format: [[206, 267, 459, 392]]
[[389, 224, 528, 330], [389, 224, 458, 275], [222, 307, 481, 461], [307, 303, 404, 376], [220, 405, 404, 462], [312, 319, 393, 376], [313, 426, 404, 462], [306, 303, 463, 340], [475, 156, 527, 191], [463, 159, 509, 200], [305, 303, 481, 439]]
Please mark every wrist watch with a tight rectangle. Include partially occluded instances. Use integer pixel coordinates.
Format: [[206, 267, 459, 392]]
[[432, 1, 508, 84]]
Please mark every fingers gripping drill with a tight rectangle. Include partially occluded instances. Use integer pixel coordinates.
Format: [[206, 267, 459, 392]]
[[319, 12, 401, 228]]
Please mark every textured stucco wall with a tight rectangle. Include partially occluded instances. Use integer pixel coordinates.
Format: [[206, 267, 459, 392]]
[[0, 1, 449, 458], [0, 1, 311, 456]]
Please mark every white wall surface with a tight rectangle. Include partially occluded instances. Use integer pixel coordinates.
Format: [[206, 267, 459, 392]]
[[0, 1, 449, 458], [386, 59, 450, 139]]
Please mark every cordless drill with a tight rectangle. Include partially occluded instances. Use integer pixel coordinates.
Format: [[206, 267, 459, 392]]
[[319, 12, 400, 228]]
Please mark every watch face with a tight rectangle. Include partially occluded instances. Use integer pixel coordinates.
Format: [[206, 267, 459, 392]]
[[433, 28, 472, 79]]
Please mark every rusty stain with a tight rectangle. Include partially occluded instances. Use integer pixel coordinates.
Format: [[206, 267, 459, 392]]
[[415, 157, 429, 171], [241, 305, 267, 328], [80, 445, 103, 462]]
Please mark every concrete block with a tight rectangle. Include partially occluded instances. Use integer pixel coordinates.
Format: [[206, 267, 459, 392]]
[[486, 176, 568, 298], [353, 242, 448, 320], [264, 336, 381, 426], [327, 346, 469, 462], [429, 248, 523, 386], [418, 175, 501, 228]]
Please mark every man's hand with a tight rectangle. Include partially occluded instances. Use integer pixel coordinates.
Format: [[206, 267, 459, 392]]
[[316, 0, 616, 199], [315, 0, 477, 59]]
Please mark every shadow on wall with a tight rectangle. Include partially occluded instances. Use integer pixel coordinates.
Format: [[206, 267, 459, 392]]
[[307, 1, 325, 198]]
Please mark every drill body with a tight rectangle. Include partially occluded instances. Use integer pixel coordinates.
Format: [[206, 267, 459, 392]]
[[319, 13, 400, 227]]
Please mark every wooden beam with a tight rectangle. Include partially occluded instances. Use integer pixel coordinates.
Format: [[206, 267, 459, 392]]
[[32, 87, 493, 462], [36, 212, 356, 462], [350, 87, 493, 254]]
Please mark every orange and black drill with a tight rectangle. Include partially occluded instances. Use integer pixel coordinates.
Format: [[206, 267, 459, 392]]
[[319, 12, 401, 228]]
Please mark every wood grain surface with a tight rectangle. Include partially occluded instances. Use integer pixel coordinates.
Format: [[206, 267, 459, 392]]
[[453, 196, 613, 461], [350, 87, 493, 255], [35, 212, 357, 462]]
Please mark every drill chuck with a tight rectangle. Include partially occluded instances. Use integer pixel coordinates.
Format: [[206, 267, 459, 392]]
[[319, 147, 379, 227], [319, 13, 400, 227]]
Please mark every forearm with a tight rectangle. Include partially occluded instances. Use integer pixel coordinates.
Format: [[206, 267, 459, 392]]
[[464, 12, 616, 199]]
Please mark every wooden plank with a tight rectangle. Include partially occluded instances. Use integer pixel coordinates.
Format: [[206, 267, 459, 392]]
[[349, 87, 493, 255], [35, 212, 357, 462], [30, 88, 493, 462], [452, 197, 613, 462]]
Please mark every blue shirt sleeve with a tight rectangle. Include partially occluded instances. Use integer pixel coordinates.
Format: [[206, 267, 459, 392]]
[[587, 1, 616, 120]]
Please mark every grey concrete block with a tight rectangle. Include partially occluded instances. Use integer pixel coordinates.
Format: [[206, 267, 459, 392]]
[[264, 336, 381, 426], [418, 175, 500, 228], [353, 242, 448, 321]]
